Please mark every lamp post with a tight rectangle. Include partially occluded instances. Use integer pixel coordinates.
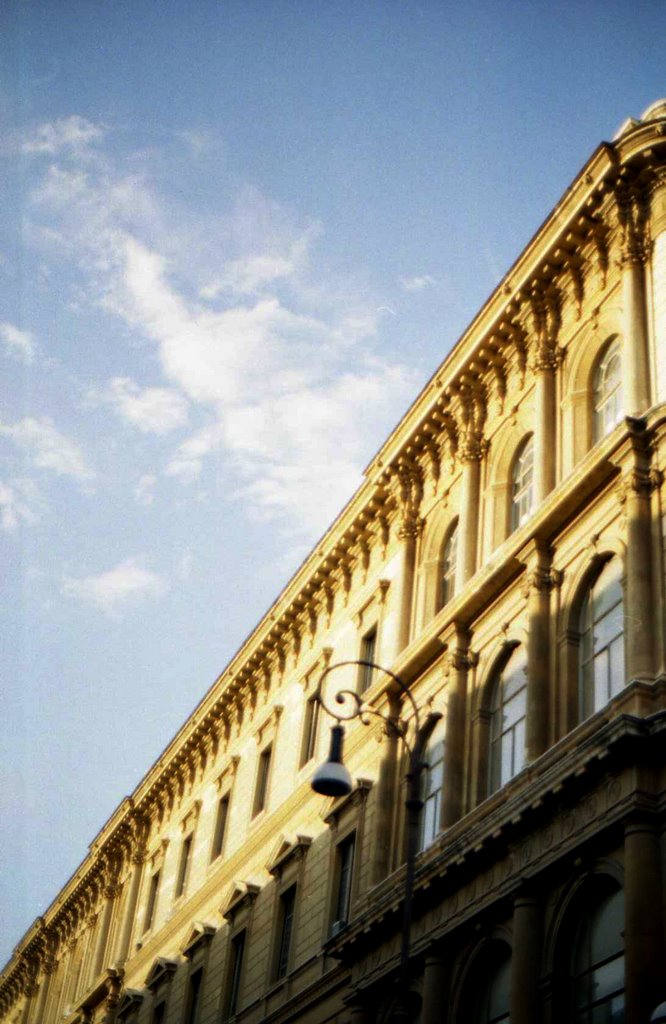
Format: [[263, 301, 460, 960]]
[[311, 659, 442, 1023]]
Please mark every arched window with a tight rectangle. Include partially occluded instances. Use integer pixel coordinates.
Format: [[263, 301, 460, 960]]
[[464, 942, 512, 1023], [511, 436, 534, 532], [593, 338, 623, 442], [570, 885, 624, 1021], [489, 646, 527, 793], [579, 558, 624, 720], [440, 519, 458, 608], [418, 725, 445, 851]]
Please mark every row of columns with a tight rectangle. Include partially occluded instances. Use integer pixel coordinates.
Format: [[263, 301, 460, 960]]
[[26, 844, 147, 1024], [350, 816, 664, 1024]]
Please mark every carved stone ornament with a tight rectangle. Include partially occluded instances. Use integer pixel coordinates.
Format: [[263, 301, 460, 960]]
[[144, 958, 177, 992], [182, 922, 216, 959]]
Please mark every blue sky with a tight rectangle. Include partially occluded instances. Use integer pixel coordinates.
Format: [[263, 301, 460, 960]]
[[1, 0, 664, 967]]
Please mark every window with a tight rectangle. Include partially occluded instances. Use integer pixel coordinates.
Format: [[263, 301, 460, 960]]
[[184, 968, 203, 1024], [419, 733, 445, 851], [489, 646, 527, 793], [510, 436, 534, 531], [211, 795, 230, 862], [143, 871, 161, 933], [593, 338, 623, 442], [175, 833, 193, 898], [300, 694, 320, 767], [579, 559, 624, 720], [275, 885, 296, 980], [153, 1004, 165, 1024], [570, 886, 624, 1022], [440, 520, 458, 608], [469, 944, 512, 1023], [227, 931, 245, 1017], [358, 628, 377, 693], [333, 833, 355, 929], [253, 745, 272, 817]]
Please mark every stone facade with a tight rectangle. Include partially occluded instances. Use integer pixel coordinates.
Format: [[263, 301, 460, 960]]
[[3, 100, 666, 1024]]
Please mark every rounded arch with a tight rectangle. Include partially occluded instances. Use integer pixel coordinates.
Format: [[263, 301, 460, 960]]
[[562, 312, 623, 468], [544, 860, 624, 971], [564, 304, 622, 397], [452, 932, 513, 1023], [488, 422, 533, 490], [560, 544, 627, 639], [475, 635, 525, 714], [546, 866, 625, 1022], [418, 506, 460, 626], [487, 425, 534, 546]]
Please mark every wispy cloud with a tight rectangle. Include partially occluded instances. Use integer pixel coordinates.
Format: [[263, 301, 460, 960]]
[[134, 473, 157, 506], [61, 556, 167, 615], [92, 377, 189, 434], [399, 274, 436, 292], [0, 322, 35, 363], [0, 478, 39, 531], [0, 417, 94, 482], [21, 116, 419, 534], [18, 116, 106, 156]]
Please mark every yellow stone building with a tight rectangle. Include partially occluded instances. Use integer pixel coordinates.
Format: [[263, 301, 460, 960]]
[[3, 100, 666, 1024]]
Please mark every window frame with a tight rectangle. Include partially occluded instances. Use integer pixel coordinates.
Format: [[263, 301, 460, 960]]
[[226, 929, 246, 1019], [592, 337, 623, 443], [578, 558, 625, 721], [210, 793, 231, 863], [358, 627, 377, 694], [488, 646, 528, 794], [143, 870, 161, 934], [175, 832, 194, 900], [440, 518, 459, 609], [299, 691, 321, 768], [274, 884, 297, 981], [183, 966, 204, 1024], [510, 435, 535, 532], [253, 743, 273, 818], [332, 831, 356, 932]]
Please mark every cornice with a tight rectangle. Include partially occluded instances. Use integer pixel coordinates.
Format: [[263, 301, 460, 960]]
[[326, 705, 666, 963]]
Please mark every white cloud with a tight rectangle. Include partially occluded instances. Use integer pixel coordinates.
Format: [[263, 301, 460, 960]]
[[0, 417, 94, 481], [400, 274, 436, 292], [200, 254, 295, 299], [19, 116, 106, 155], [0, 478, 39, 531], [0, 322, 35, 363], [176, 548, 193, 580], [61, 557, 167, 615], [23, 125, 420, 535], [94, 376, 188, 434], [134, 474, 157, 506]]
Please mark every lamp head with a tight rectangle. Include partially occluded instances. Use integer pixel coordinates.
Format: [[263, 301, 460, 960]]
[[311, 724, 353, 798]]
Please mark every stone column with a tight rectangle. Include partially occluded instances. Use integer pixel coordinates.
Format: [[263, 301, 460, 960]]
[[31, 954, 55, 1024], [533, 347, 558, 504], [421, 945, 450, 1024], [624, 815, 665, 1024], [395, 520, 419, 654], [519, 541, 557, 762], [346, 991, 372, 1024], [510, 889, 542, 1024], [455, 436, 483, 592], [20, 979, 37, 1024], [613, 426, 659, 683], [617, 180, 651, 416], [115, 850, 145, 964], [371, 691, 401, 885], [92, 881, 119, 978], [441, 625, 472, 827]]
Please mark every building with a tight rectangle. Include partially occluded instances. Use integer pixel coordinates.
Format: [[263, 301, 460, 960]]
[[2, 99, 666, 1024]]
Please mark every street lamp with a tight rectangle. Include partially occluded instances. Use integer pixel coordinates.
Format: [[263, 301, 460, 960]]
[[311, 659, 442, 1023]]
